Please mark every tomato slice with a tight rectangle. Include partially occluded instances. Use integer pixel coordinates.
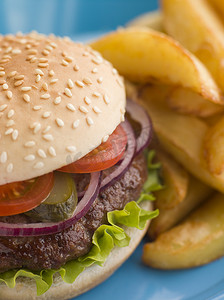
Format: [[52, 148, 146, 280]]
[[59, 124, 128, 173], [0, 173, 54, 216]]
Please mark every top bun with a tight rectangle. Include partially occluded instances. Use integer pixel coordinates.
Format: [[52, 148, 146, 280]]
[[0, 32, 126, 185]]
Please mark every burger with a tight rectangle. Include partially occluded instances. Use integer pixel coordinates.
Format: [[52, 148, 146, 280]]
[[0, 32, 159, 299]]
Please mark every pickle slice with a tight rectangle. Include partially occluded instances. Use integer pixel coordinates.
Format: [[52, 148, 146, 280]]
[[25, 172, 77, 222]]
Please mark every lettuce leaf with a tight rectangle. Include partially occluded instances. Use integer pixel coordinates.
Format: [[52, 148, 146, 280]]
[[0, 150, 161, 296]]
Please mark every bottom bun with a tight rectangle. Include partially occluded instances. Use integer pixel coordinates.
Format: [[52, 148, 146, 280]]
[[0, 201, 152, 300]]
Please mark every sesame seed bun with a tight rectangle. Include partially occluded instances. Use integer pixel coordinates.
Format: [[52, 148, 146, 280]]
[[0, 200, 152, 300], [0, 32, 125, 185]]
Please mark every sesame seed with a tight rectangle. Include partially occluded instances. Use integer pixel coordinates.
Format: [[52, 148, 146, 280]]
[[33, 106, 42, 111], [45, 45, 53, 51], [37, 149, 47, 158], [66, 103, 75, 112], [23, 94, 30, 103], [3, 83, 8, 90], [42, 111, 51, 118], [75, 80, 84, 88], [43, 134, 54, 141], [7, 163, 13, 173], [6, 120, 15, 127], [36, 75, 41, 83], [93, 106, 102, 114], [102, 135, 109, 143], [54, 96, 61, 104], [34, 123, 41, 134], [12, 129, 18, 141], [30, 57, 37, 63], [103, 94, 110, 104], [112, 68, 118, 75], [24, 141, 35, 148], [6, 91, 12, 99], [92, 68, 98, 74], [56, 118, 64, 127], [0, 71, 5, 76], [92, 57, 103, 65], [42, 126, 51, 133], [92, 92, 100, 97], [64, 88, 72, 98], [72, 119, 80, 129], [0, 104, 7, 111], [35, 69, 44, 76], [83, 77, 92, 85], [2, 55, 11, 60], [32, 85, 38, 90], [26, 55, 35, 61], [14, 80, 24, 87], [120, 114, 125, 122], [0, 59, 9, 64], [15, 75, 24, 80], [42, 50, 50, 56], [40, 93, 50, 99], [97, 77, 103, 83], [66, 146, 76, 153], [67, 79, 74, 88], [39, 58, 48, 63], [117, 78, 124, 87], [0, 151, 7, 163], [86, 116, 94, 126], [12, 49, 21, 54], [21, 87, 32, 92], [73, 64, 80, 71], [5, 47, 12, 53], [62, 51, 67, 57], [0, 67, 4, 71], [79, 106, 88, 114], [49, 70, 54, 76], [24, 154, 35, 161], [50, 78, 58, 84], [38, 63, 49, 68], [8, 71, 17, 78], [7, 109, 14, 118], [84, 96, 91, 105], [27, 49, 37, 55], [5, 128, 13, 135], [50, 42, 57, 48], [61, 60, 69, 66], [65, 56, 73, 62], [33, 162, 45, 169], [82, 51, 89, 57], [42, 82, 48, 91], [0, 80, 6, 85], [48, 146, 56, 157]]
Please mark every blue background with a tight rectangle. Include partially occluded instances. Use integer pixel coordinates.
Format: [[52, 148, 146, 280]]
[[1, 0, 224, 299]]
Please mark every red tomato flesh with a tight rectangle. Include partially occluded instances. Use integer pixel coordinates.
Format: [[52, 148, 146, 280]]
[[0, 173, 54, 216], [59, 124, 127, 173]]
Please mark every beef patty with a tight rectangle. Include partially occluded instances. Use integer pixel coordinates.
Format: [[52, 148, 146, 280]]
[[0, 153, 147, 272]]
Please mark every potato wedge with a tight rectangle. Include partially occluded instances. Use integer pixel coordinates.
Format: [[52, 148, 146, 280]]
[[138, 85, 224, 192], [209, 0, 224, 18], [127, 10, 164, 32], [162, 0, 224, 93], [204, 116, 224, 175], [154, 148, 189, 210], [143, 192, 224, 269], [149, 175, 213, 239], [91, 28, 222, 103], [167, 87, 224, 117]]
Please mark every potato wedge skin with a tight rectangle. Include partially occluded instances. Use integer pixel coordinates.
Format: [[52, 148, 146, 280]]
[[162, 0, 224, 92], [91, 28, 221, 103], [149, 175, 213, 239], [144, 193, 224, 269], [204, 116, 224, 175], [154, 149, 189, 210], [138, 85, 224, 192], [167, 87, 224, 117]]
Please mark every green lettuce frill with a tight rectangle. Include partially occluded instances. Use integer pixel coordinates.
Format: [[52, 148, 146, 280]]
[[0, 150, 161, 296]]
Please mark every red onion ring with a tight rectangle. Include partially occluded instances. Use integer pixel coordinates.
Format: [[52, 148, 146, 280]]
[[0, 172, 101, 237], [100, 120, 136, 191], [126, 99, 153, 156]]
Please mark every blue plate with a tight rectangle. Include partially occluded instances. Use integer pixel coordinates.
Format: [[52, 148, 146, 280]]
[[0, 0, 223, 299]]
